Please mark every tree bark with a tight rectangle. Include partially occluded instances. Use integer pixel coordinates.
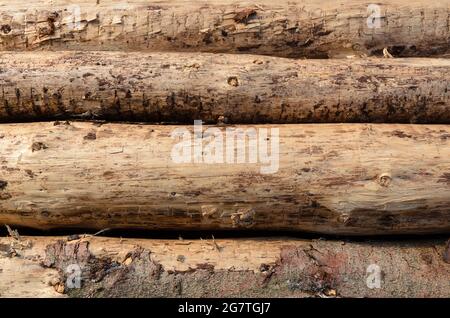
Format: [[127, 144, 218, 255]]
[[1, 51, 450, 124], [0, 235, 449, 297], [0, 0, 449, 58], [0, 122, 449, 235]]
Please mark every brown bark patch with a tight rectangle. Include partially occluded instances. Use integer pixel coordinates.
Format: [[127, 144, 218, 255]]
[[43, 240, 92, 268], [42, 240, 122, 286], [276, 245, 339, 295]]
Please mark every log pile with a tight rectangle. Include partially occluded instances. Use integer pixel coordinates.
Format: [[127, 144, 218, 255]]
[[0, 0, 449, 298]]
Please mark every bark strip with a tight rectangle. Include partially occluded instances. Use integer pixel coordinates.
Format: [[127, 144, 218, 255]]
[[0, 52, 449, 123], [0, 122, 449, 235]]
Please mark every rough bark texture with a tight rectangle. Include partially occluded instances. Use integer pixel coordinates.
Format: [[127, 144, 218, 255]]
[[0, 235, 449, 298], [1, 52, 450, 124], [0, 122, 449, 235], [0, 1, 450, 58]]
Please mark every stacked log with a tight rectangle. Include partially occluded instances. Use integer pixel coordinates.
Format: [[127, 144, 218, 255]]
[[0, 52, 449, 123], [0, 122, 449, 235], [0, 0, 450, 58], [0, 236, 449, 297], [0, 0, 449, 298]]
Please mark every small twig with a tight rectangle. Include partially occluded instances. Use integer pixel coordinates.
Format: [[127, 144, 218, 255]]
[[82, 228, 111, 238], [5, 225, 31, 250], [68, 228, 111, 241], [211, 235, 222, 252], [5, 225, 21, 241], [92, 228, 111, 236]]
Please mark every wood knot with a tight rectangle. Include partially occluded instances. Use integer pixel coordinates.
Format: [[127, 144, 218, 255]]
[[0, 24, 12, 35], [0, 180, 10, 200], [337, 213, 350, 224], [0, 180, 7, 190], [378, 173, 392, 187], [84, 132, 97, 140], [0, 193, 12, 200], [31, 142, 48, 152], [231, 208, 255, 227], [227, 76, 239, 87]]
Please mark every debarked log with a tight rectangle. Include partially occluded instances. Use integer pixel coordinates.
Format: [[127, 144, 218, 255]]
[[0, 236, 449, 297], [0, 52, 450, 124], [0, 0, 450, 58], [0, 122, 449, 235]]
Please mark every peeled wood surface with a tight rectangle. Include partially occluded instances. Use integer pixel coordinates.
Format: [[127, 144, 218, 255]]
[[0, 1, 450, 58], [0, 236, 449, 297], [0, 122, 449, 235], [1, 52, 450, 124]]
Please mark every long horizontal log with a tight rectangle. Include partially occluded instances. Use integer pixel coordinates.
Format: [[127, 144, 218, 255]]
[[0, 122, 449, 235], [0, 1, 449, 58], [0, 236, 449, 297], [1, 52, 450, 124]]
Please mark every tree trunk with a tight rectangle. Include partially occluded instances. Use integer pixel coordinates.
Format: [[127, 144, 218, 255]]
[[1, 52, 450, 124], [0, 122, 449, 235], [0, 0, 449, 58], [0, 235, 449, 297]]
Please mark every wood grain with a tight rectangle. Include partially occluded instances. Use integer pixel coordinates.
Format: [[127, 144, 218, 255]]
[[0, 1, 449, 58], [1, 236, 449, 297], [0, 122, 449, 235], [0, 52, 449, 123]]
